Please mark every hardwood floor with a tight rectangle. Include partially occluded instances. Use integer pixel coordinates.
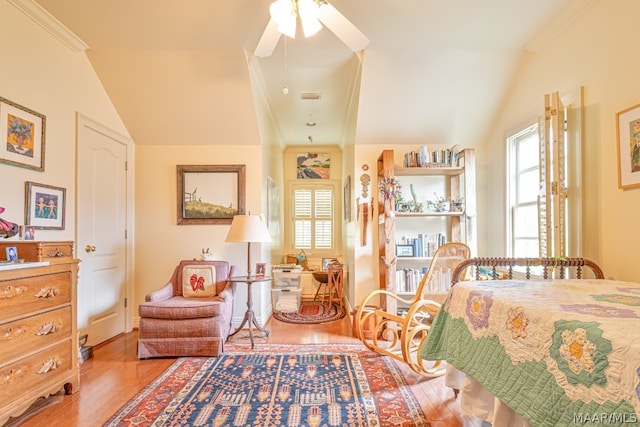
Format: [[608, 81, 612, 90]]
[[8, 313, 480, 427]]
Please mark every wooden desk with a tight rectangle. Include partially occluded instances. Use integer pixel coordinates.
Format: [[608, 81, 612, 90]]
[[421, 279, 640, 425]]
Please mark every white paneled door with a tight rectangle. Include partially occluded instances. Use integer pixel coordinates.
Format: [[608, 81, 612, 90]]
[[77, 114, 129, 346]]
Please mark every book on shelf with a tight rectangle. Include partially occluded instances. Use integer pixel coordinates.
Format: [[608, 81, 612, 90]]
[[402, 145, 461, 168], [397, 233, 446, 258]]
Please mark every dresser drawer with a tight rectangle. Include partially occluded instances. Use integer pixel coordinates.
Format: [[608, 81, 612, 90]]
[[0, 241, 74, 264], [0, 307, 72, 366], [0, 271, 71, 323], [0, 340, 73, 405]]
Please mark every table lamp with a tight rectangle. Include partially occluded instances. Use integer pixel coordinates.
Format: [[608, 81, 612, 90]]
[[225, 214, 272, 277]]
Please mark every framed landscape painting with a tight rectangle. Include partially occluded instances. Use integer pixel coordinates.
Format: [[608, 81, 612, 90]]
[[177, 164, 246, 224]]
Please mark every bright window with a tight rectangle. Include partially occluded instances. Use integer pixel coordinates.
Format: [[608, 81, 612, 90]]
[[507, 124, 540, 257], [292, 184, 334, 251]]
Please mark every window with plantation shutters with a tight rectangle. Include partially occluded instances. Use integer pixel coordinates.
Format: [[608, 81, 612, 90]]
[[293, 185, 333, 251], [507, 89, 583, 259]]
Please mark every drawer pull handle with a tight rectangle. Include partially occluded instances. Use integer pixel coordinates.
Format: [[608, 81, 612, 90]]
[[48, 249, 66, 257], [1, 326, 25, 340], [1, 285, 28, 299], [37, 358, 61, 374], [36, 322, 60, 336], [35, 287, 58, 298], [0, 365, 27, 385]]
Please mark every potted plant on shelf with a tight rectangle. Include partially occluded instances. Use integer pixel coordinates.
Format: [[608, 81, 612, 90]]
[[426, 193, 450, 212], [451, 196, 465, 212]]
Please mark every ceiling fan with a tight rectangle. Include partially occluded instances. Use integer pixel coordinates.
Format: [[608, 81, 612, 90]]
[[254, 0, 369, 57]]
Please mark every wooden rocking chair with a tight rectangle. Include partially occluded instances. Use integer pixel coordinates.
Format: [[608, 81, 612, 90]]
[[355, 242, 470, 376]]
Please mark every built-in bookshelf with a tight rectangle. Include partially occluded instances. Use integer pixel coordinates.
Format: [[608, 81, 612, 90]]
[[377, 148, 476, 313]]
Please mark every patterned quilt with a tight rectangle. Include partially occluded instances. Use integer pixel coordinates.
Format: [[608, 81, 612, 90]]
[[420, 279, 640, 426]]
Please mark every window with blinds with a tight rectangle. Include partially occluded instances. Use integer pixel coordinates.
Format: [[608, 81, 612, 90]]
[[293, 185, 333, 250]]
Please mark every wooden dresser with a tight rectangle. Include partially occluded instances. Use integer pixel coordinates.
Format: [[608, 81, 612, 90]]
[[0, 241, 79, 425]]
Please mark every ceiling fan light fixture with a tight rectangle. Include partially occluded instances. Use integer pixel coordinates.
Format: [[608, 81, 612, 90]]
[[270, 0, 297, 38], [298, 0, 322, 37]]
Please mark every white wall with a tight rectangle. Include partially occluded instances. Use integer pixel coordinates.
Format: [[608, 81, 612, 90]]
[[0, 3, 127, 243], [483, 0, 640, 281]]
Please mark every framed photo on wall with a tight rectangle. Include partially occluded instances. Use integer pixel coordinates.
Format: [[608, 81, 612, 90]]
[[616, 102, 640, 189], [176, 164, 246, 224], [0, 97, 45, 171], [25, 181, 66, 230]]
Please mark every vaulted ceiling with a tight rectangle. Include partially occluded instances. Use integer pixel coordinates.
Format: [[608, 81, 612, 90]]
[[35, 0, 596, 147]]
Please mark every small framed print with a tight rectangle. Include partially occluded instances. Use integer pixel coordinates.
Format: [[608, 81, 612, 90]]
[[25, 181, 66, 230], [396, 244, 415, 257], [5, 246, 18, 261], [255, 262, 266, 277], [24, 226, 35, 240], [616, 102, 640, 188], [322, 258, 338, 271]]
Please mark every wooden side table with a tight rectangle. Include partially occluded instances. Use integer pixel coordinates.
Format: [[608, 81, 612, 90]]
[[227, 275, 271, 348]]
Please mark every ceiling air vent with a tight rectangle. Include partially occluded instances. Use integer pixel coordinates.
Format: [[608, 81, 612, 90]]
[[300, 93, 321, 101]]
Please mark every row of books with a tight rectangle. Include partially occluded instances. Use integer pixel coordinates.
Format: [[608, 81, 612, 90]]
[[396, 267, 453, 294], [402, 145, 461, 168], [396, 233, 446, 258]]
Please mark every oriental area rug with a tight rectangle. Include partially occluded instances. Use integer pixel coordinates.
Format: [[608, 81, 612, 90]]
[[104, 344, 430, 427], [273, 300, 346, 324]]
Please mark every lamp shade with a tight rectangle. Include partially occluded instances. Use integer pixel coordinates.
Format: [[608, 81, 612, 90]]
[[225, 215, 272, 243]]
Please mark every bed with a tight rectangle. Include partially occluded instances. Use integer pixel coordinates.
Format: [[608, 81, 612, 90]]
[[419, 257, 640, 426]]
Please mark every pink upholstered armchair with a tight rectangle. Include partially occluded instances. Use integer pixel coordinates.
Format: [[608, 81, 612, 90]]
[[137, 260, 236, 358]]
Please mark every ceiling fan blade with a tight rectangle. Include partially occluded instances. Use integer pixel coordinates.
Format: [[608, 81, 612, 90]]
[[317, 3, 369, 52], [254, 19, 282, 57]]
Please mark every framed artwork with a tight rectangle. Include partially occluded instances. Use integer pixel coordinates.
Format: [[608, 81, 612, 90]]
[[267, 176, 280, 233], [24, 226, 35, 240], [321, 257, 338, 271], [177, 164, 246, 224], [0, 97, 45, 171], [297, 153, 330, 179], [5, 246, 18, 261], [25, 181, 66, 230], [616, 102, 640, 189], [396, 245, 414, 257], [343, 175, 351, 222], [255, 262, 267, 277]]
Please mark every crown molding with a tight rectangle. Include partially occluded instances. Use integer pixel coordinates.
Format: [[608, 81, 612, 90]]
[[525, 0, 598, 53], [8, 0, 88, 53]]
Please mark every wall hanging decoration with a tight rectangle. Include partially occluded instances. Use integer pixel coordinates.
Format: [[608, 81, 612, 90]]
[[0, 97, 45, 171], [25, 181, 66, 230], [176, 164, 246, 225], [378, 176, 401, 200], [616, 102, 640, 189], [360, 173, 370, 198]]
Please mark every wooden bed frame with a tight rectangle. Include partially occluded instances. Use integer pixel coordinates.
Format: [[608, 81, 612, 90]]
[[451, 257, 604, 284]]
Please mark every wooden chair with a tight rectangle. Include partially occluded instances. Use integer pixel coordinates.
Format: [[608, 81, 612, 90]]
[[355, 242, 471, 376], [327, 261, 344, 310]]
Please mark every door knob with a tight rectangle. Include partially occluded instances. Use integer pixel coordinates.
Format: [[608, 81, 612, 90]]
[[85, 245, 96, 253]]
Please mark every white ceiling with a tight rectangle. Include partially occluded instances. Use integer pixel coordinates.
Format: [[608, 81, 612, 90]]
[[35, 0, 595, 147]]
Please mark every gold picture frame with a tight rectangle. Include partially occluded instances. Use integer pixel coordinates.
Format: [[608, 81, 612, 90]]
[[177, 164, 246, 224], [616, 102, 640, 189], [0, 97, 45, 171]]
